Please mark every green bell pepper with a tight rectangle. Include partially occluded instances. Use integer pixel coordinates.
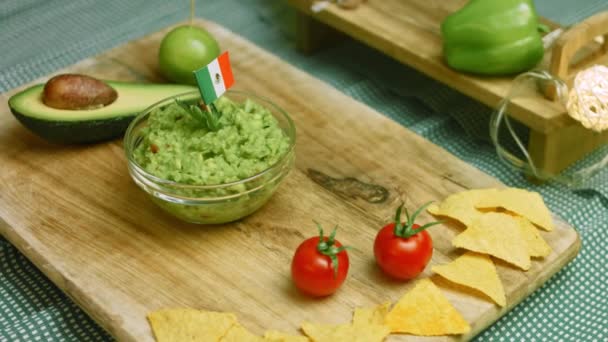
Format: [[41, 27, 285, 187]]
[[441, 0, 545, 76]]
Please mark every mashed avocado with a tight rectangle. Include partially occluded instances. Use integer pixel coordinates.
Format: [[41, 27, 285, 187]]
[[134, 96, 290, 185]]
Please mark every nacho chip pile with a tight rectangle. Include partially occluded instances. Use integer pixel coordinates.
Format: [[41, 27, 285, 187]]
[[428, 187, 554, 307], [297, 303, 392, 342], [475, 188, 554, 231], [352, 302, 390, 327], [222, 324, 265, 342], [301, 321, 390, 342], [264, 330, 310, 342], [147, 308, 308, 342], [517, 216, 552, 257], [301, 279, 472, 340], [385, 278, 471, 335], [427, 189, 494, 226], [453, 212, 532, 270], [432, 251, 506, 306], [147, 284, 469, 342], [148, 308, 237, 342]]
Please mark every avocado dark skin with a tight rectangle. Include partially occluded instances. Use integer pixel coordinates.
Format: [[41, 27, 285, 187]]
[[12, 112, 132, 144]]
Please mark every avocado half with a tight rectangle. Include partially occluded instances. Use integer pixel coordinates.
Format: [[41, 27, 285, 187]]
[[8, 81, 195, 144]]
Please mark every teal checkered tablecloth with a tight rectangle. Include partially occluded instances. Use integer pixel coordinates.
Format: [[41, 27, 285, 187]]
[[1, 1, 607, 341]]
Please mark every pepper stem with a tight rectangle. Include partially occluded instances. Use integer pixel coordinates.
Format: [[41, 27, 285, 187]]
[[537, 23, 551, 34]]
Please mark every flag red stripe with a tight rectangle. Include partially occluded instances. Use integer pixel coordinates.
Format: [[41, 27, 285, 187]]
[[218, 51, 234, 89]]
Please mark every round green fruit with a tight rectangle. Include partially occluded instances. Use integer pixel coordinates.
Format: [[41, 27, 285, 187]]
[[158, 25, 220, 85]]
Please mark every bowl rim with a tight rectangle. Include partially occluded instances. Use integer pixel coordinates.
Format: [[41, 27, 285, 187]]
[[123, 89, 296, 191]]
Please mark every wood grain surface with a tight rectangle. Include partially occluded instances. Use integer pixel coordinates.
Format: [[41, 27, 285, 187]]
[[0, 20, 580, 342]]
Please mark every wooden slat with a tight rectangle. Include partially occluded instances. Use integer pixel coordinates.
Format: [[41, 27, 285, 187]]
[[288, 0, 574, 133]]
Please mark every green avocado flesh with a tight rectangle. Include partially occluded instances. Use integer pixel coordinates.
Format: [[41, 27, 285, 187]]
[[8, 81, 195, 144]]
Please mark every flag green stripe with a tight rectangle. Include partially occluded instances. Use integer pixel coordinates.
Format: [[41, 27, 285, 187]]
[[194, 67, 217, 104]]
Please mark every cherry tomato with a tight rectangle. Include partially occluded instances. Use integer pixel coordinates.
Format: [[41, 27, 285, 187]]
[[291, 224, 350, 297], [374, 202, 440, 280]]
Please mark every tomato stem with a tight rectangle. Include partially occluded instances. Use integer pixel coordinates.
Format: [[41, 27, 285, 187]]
[[314, 222, 351, 278], [393, 201, 443, 238]]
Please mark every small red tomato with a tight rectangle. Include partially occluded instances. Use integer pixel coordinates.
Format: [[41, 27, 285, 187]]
[[374, 202, 440, 280], [291, 223, 350, 297]]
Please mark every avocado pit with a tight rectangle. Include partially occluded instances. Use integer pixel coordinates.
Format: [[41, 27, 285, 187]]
[[43, 74, 118, 110]]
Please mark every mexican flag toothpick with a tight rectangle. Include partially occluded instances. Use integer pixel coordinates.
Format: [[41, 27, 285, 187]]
[[193, 51, 234, 104]]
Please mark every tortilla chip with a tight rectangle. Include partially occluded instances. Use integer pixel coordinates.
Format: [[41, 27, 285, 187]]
[[301, 321, 389, 342], [452, 212, 531, 270], [476, 188, 554, 231], [147, 308, 236, 342], [427, 189, 498, 226], [517, 217, 552, 257], [221, 324, 264, 342], [352, 302, 390, 327], [432, 252, 506, 306], [263, 330, 310, 342], [385, 278, 470, 335]]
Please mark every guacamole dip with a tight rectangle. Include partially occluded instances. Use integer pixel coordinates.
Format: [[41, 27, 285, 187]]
[[133, 96, 291, 185]]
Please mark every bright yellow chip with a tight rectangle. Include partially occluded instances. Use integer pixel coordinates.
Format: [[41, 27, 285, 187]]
[[432, 252, 506, 306], [301, 321, 389, 342], [385, 278, 470, 335], [147, 308, 236, 342], [427, 189, 498, 226], [221, 324, 264, 342], [263, 330, 310, 342], [352, 302, 390, 327], [452, 212, 531, 270], [476, 188, 554, 231], [517, 217, 552, 258]]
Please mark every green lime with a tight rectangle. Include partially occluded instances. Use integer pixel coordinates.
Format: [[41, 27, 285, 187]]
[[158, 25, 220, 85]]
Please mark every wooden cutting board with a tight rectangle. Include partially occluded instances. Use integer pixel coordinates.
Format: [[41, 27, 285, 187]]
[[0, 20, 580, 341]]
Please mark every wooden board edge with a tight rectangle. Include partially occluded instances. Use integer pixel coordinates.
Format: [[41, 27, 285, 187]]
[[459, 230, 581, 341], [0, 218, 138, 342]]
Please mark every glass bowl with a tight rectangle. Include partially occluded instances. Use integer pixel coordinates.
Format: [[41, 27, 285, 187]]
[[123, 90, 296, 224]]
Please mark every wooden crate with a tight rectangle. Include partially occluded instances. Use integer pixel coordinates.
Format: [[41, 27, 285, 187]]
[[287, 0, 608, 175]]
